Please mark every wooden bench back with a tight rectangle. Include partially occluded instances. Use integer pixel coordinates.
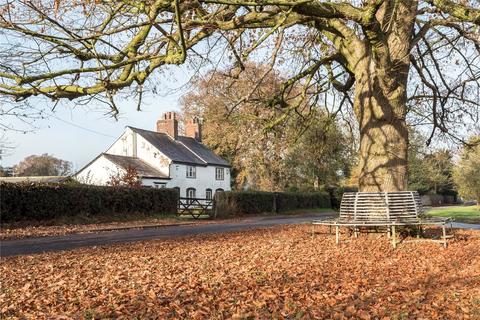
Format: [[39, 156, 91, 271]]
[[339, 191, 423, 221]]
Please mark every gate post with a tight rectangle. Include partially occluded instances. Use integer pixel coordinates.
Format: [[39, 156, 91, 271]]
[[213, 197, 217, 219]]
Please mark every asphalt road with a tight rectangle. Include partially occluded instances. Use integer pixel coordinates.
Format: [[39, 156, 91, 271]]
[[1, 213, 334, 257], [2, 213, 479, 258]]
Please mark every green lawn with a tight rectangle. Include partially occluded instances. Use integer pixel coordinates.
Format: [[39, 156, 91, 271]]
[[426, 205, 480, 224]]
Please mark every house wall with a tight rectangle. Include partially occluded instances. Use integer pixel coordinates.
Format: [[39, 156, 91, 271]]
[[106, 128, 171, 177], [75, 156, 124, 185], [135, 134, 171, 177], [143, 164, 231, 198], [107, 129, 135, 157]]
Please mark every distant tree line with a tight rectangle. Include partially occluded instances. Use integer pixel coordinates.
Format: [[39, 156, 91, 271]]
[[2, 154, 72, 177]]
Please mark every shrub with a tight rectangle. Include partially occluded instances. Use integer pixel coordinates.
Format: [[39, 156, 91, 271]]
[[0, 182, 178, 223], [214, 190, 331, 217], [214, 191, 275, 216], [276, 192, 331, 211]]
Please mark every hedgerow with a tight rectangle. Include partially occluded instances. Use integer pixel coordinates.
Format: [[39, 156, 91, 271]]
[[214, 190, 331, 217], [0, 182, 178, 222]]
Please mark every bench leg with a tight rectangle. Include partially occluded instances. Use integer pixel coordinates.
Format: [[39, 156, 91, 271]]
[[392, 225, 397, 249], [335, 225, 340, 245], [354, 227, 358, 238]]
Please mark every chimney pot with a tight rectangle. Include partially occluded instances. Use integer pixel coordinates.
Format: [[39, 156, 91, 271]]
[[157, 112, 179, 139], [185, 116, 202, 142]]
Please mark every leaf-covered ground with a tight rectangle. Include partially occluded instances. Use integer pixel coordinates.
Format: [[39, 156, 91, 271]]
[[1, 225, 480, 319], [0, 218, 199, 240]]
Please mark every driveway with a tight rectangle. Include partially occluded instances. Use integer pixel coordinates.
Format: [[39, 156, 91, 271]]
[[1, 213, 334, 257]]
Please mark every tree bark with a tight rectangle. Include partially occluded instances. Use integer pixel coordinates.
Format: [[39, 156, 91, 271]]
[[354, 61, 409, 192], [352, 0, 417, 192]]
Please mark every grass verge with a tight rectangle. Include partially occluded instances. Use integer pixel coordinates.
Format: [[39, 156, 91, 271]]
[[426, 206, 480, 224]]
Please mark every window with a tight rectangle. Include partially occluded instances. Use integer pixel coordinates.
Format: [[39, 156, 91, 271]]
[[187, 188, 196, 199], [186, 165, 196, 178], [154, 182, 166, 189], [215, 188, 224, 194], [215, 167, 224, 180], [206, 189, 212, 200], [173, 187, 180, 196]]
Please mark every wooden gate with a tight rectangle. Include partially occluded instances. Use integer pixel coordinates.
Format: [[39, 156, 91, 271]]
[[178, 197, 214, 219]]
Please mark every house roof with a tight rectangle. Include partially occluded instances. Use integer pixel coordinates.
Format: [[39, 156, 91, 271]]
[[129, 127, 230, 167], [176, 136, 230, 167], [102, 153, 169, 179]]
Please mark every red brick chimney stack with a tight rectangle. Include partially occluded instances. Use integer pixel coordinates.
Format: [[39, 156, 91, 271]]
[[185, 117, 202, 142], [156, 112, 178, 139]]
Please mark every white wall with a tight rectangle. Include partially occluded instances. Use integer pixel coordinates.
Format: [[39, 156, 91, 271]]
[[164, 164, 231, 198], [135, 133, 171, 177], [75, 156, 124, 185], [107, 129, 134, 157], [106, 128, 171, 177]]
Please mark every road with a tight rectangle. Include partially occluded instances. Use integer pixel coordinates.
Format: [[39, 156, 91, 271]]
[[2, 213, 479, 257], [1, 213, 334, 257]]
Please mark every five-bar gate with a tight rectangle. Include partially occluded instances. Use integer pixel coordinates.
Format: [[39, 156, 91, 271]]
[[178, 197, 214, 219]]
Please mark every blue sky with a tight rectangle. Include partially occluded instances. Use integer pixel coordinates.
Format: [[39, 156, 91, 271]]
[[3, 69, 191, 171]]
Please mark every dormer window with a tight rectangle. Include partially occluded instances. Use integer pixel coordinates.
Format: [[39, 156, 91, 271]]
[[186, 165, 196, 178], [215, 167, 224, 180]]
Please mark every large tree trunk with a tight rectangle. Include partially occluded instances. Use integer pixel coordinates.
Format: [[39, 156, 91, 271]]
[[353, 0, 417, 192], [354, 60, 409, 192]]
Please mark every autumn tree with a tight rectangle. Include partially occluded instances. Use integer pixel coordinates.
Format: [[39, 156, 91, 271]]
[[1, 0, 479, 191], [181, 64, 354, 191], [284, 116, 354, 190], [13, 153, 72, 176], [407, 131, 455, 194], [453, 136, 480, 204]]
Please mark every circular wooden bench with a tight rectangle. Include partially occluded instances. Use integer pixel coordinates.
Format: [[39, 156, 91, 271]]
[[313, 191, 453, 248]]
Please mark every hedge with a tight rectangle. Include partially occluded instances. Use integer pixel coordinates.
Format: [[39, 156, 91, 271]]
[[325, 186, 358, 209], [214, 190, 331, 217], [0, 182, 178, 222]]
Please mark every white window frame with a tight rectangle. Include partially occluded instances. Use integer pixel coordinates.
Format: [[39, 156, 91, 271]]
[[205, 189, 212, 200], [186, 188, 196, 203], [186, 165, 196, 178], [215, 167, 224, 180]]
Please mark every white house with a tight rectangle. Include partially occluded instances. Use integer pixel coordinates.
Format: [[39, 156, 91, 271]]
[[75, 112, 231, 199]]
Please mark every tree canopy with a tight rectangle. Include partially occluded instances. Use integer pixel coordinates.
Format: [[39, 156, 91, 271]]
[[453, 136, 480, 203], [181, 64, 354, 191], [13, 153, 72, 176], [1, 0, 479, 191]]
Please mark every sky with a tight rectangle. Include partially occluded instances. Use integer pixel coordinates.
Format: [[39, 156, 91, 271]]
[[2, 68, 192, 172]]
